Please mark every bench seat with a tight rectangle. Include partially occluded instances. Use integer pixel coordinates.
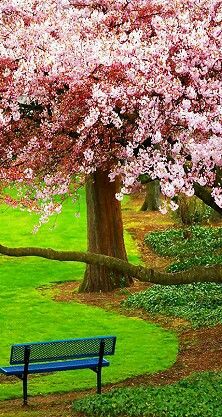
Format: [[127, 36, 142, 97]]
[[0, 335, 116, 404], [0, 357, 110, 376]]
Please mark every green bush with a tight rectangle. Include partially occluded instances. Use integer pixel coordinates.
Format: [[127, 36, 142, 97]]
[[145, 226, 222, 258], [73, 372, 222, 417], [123, 283, 222, 328], [168, 254, 222, 272]]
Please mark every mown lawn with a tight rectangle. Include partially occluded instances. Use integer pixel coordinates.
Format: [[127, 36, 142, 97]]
[[0, 190, 178, 401]]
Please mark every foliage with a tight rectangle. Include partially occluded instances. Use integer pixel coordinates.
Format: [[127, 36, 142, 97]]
[[0, 194, 178, 400], [123, 283, 222, 328], [0, 0, 222, 217], [168, 254, 222, 273], [130, 224, 222, 326], [145, 225, 222, 272], [73, 372, 222, 417], [145, 225, 222, 258]]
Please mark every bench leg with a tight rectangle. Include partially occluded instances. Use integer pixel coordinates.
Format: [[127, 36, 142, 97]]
[[22, 346, 30, 405], [97, 368, 102, 394], [23, 374, 28, 405]]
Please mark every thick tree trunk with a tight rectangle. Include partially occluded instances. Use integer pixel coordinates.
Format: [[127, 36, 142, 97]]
[[79, 170, 132, 292], [140, 180, 160, 211]]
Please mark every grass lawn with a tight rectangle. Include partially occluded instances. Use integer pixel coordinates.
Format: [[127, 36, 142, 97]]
[[0, 190, 178, 401]]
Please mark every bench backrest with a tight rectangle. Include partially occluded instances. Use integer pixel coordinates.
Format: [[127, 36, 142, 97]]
[[10, 336, 116, 365]]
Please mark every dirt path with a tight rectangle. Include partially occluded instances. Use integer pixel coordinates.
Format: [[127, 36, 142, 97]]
[[122, 194, 176, 270]]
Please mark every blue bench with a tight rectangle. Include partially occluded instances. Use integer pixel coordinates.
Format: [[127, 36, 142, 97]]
[[0, 335, 116, 405]]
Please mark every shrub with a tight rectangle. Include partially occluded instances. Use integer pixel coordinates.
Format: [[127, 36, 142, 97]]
[[73, 372, 222, 417], [168, 254, 222, 272], [145, 226, 222, 258], [123, 283, 222, 328]]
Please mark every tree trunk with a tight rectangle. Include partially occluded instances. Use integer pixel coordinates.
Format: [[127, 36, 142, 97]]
[[79, 170, 132, 292], [140, 180, 160, 211]]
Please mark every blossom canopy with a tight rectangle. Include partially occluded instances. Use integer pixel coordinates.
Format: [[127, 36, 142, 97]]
[[0, 0, 222, 212]]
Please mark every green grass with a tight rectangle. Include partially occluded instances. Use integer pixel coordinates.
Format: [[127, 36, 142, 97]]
[[73, 371, 222, 417], [0, 190, 178, 400], [123, 283, 222, 328]]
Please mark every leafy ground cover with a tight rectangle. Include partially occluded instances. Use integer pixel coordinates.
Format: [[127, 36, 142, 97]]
[[169, 253, 222, 273], [145, 225, 222, 272], [123, 283, 222, 328], [73, 371, 222, 417], [0, 191, 178, 401], [138, 225, 222, 326]]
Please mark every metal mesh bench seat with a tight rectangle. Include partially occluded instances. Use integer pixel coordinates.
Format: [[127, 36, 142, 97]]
[[0, 357, 110, 375], [0, 335, 116, 405]]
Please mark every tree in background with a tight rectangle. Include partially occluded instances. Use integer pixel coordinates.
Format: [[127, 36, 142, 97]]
[[140, 180, 161, 211], [0, 0, 221, 291]]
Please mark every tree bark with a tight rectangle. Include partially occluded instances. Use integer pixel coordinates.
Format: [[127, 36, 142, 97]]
[[1, 243, 222, 285], [79, 170, 132, 292], [193, 183, 222, 216], [140, 180, 160, 211]]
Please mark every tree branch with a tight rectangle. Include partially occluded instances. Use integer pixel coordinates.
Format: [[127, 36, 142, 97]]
[[193, 183, 222, 216], [139, 177, 222, 216], [1, 243, 222, 285]]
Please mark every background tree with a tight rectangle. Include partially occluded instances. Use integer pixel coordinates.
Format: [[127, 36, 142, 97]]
[[0, 0, 221, 291], [140, 180, 161, 212]]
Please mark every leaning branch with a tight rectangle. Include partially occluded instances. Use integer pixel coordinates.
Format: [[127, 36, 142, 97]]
[[1, 244, 222, 285], [139, 177, 222, 216], [193, 183, 222, 216]]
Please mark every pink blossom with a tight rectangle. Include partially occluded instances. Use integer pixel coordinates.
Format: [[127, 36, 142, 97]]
[[0, 0, 221, 219], [115, 192, 124, 201], [212, 188, 222, 208], [159, 203, 168, 215], [170, 201, 179, 211]]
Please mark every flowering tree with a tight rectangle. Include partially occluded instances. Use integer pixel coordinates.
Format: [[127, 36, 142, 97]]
[[0, 0, 221, 291]]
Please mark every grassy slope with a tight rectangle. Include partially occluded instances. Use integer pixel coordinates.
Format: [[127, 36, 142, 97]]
[[0, 191, 178, 400]]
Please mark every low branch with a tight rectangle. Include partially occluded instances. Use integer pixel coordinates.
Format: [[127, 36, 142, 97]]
[[1, 243, 222, 285]]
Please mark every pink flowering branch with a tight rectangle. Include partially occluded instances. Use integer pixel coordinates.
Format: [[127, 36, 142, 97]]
[[0, 0, 221, 218]]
